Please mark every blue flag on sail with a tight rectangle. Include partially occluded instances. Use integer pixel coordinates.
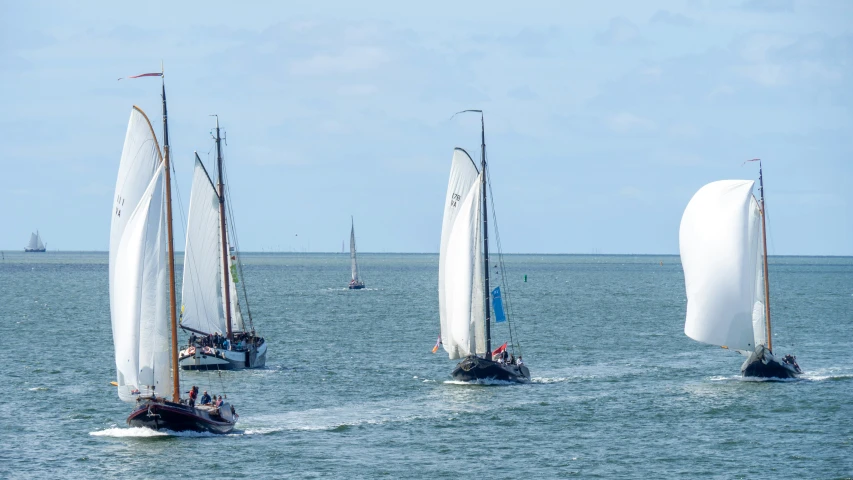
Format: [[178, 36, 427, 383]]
[[492, 286, 506, 323]]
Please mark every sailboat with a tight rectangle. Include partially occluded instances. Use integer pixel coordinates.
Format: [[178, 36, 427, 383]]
[[178, 118, 267, 370], [679, 159, 801, 379], [438, 110, 530, 383], [348, 217, 365, 289], [24, 231, 46, 252], [109, 73, 237, 433]]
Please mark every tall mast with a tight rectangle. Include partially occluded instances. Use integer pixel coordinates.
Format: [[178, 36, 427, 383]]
[[214, 116, 234, 340], [161, 71, 181, 402], [480, 113, 492, 360], [758, 160, 772, 352], [350, 216, 358, 281]]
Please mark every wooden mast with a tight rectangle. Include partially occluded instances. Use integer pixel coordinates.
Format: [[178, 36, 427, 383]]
[[214, 115, 234, 340], [161, 71, 181, 402], [480, 112, 492, 360], [757, 159, 772, 352]]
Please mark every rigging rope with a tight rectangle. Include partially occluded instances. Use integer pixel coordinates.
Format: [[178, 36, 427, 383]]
[[485, 155, 523, 359], [221, 155, 256, 333]]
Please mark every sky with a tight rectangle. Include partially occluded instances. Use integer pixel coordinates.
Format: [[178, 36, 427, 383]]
[[2, 0, 851, 255]]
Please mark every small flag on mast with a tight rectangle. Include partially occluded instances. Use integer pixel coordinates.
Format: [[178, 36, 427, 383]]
[[492, 286, 506, 323], [431, 335, 442, 354], [117, 72, 163, 81], [492, 342, 507, 357]]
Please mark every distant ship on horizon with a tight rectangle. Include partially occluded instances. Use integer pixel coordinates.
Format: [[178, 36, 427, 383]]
[[25, 230, 46, 252]]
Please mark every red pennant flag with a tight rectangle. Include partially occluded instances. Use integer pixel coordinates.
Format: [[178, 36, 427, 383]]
[[492, 342, 508, 357], [431, 335, 442, 354], [117, 72, 163, 81]]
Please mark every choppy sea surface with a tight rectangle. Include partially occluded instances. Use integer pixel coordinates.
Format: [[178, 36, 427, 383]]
[[1, 252, 851, 479]]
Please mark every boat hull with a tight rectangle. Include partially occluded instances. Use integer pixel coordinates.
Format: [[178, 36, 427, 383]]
[[127, 398, 236, 434], [179, 341, 267, 370], [24, 249, 46, 252], [741, 345, 801, 379], [451, 355, 530, 383], [348, 282, 365, 289]]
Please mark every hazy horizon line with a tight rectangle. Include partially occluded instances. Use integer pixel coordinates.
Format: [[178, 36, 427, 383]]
[[3, 250, 852, 258]]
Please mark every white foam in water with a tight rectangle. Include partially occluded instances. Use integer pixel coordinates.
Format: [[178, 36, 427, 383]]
[[801, 369, 853, 382], [531, 377, 571, 384], [241, 396, 495, 434], [90, 426, 225, 438], [442, 378, 518, 386], [710, 374, 800, 383]]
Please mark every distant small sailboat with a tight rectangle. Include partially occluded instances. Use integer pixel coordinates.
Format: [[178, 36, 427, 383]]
[[178, 117, 267, 370], [679, 159, 801, 379], [109, 73, 237, 433], [348, 217, 365, 289], [437, 110, 530, 383], [25, 231, 46, 252]]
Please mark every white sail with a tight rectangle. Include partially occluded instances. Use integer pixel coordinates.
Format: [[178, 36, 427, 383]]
[[109, 107, 166, 401], [181, 157, 226, 335], [439, 148, 485, 359], [27, 233, 39, 250], [350, 219, 360, 282], [680, 180, 763, 352], [111, 164, 170, 402], [36, 232, 45, 250], [748, 196, 767, 349]]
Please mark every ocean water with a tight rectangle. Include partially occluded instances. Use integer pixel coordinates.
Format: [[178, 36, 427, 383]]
[[1, 252, 851, 479]]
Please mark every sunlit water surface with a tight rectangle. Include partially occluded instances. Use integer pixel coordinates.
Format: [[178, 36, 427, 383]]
[[1, 252, 851, 478]]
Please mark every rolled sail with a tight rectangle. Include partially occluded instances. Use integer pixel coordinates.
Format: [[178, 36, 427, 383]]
[[226, 246, 245, 332], [679, 180, 763, 352], [439, 148, 485, 359], [181, 156, 226, 335]]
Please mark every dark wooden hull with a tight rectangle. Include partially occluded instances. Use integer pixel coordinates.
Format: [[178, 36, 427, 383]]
[[348, 283, 365, 289], [451, 355, 530, 383], [741, 346, 801, 380], [127, 399, 236, 434]]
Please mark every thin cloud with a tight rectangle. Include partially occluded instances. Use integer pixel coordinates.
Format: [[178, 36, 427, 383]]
[[607, 113, 657, 133], [596, 17, 645, 46], [290, 46, 390, 75], [650, 10, 696, 27]]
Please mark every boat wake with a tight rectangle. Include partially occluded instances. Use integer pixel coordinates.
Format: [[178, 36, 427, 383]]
[[709, 375, 800, 383], [236, 395, 501, 435], [530, 377, 572, 384], [442, 378, 521, 386], [90, 426, 222, 438], [800, 370, 853, 382]]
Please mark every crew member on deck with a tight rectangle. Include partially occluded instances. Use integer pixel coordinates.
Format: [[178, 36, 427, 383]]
[[200, 391, 211, 405], [187, 386, 198, 407]]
